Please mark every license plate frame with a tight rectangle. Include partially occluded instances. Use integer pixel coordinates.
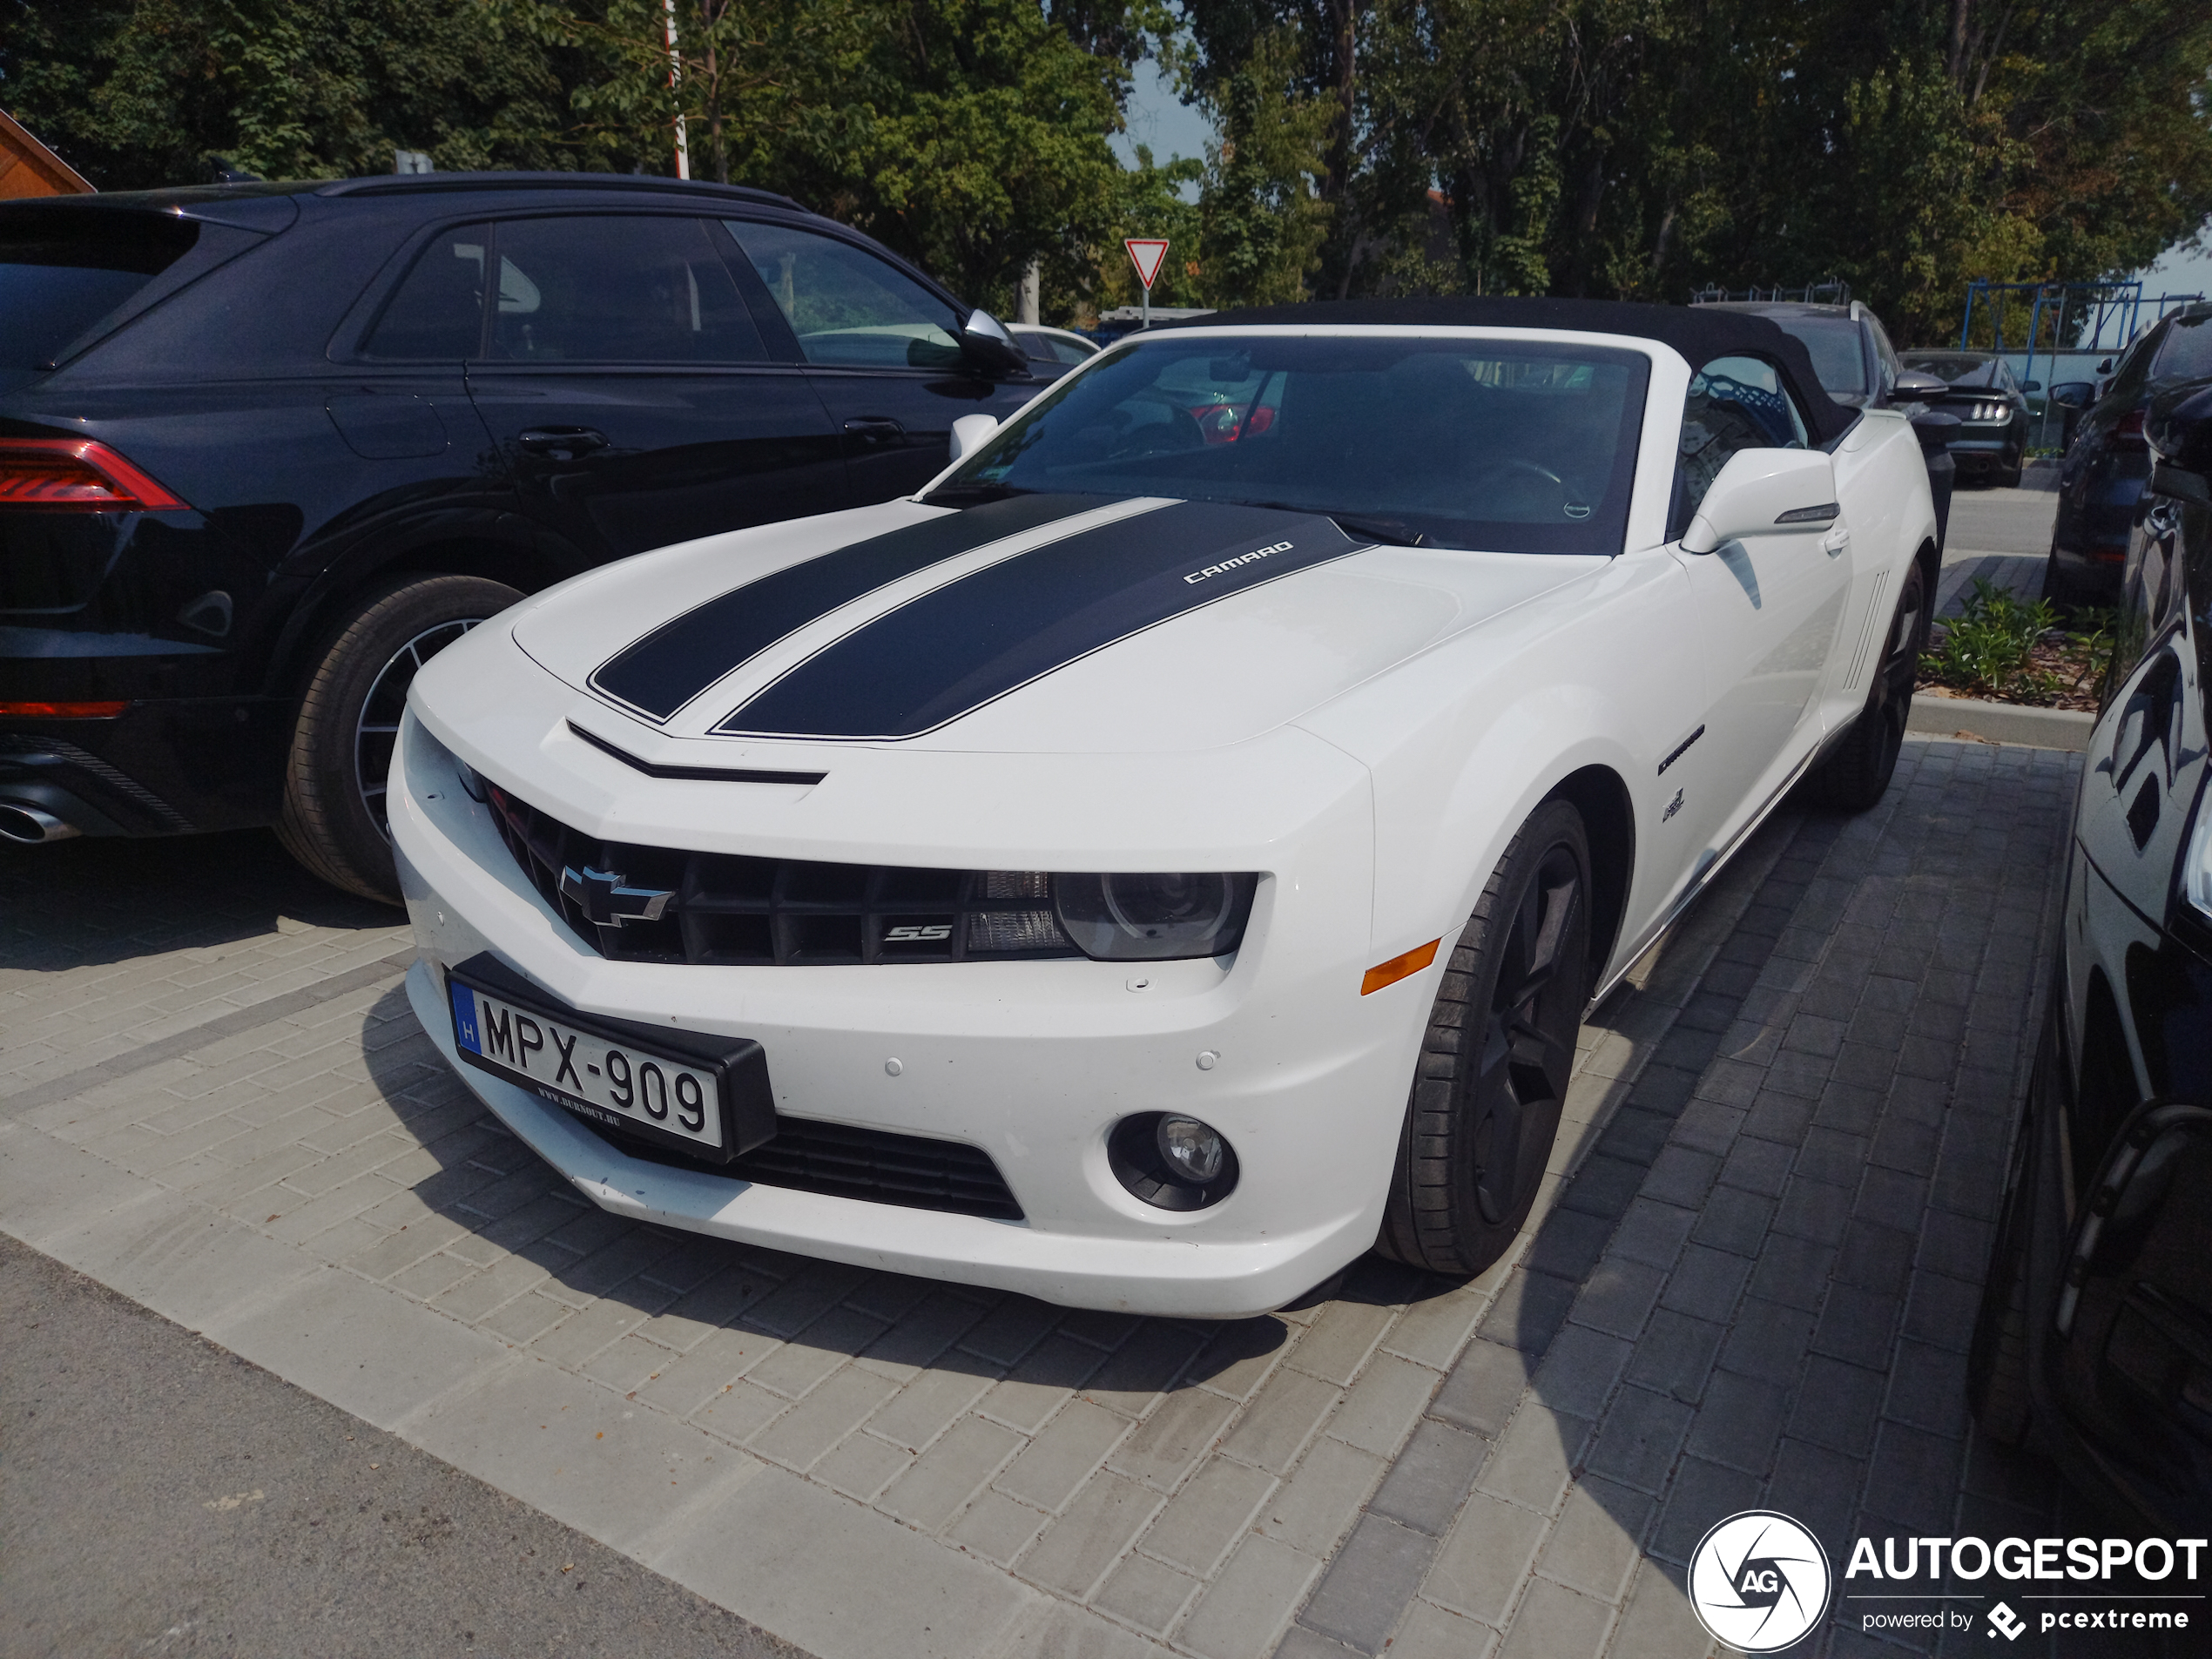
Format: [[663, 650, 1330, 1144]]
[[443, 953, 775, 1164]]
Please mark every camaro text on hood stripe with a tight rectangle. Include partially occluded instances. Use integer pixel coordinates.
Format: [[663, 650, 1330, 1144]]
[[1185, 542, 1293, 584], [717, 502, 1372, 741]]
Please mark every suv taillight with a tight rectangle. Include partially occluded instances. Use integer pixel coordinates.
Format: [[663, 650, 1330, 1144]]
[[2106, 409, 2148, 452], [0, 439, 186, 510]]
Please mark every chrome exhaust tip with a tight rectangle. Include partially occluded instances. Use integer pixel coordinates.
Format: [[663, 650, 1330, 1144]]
[[0, 803, 79, 844]]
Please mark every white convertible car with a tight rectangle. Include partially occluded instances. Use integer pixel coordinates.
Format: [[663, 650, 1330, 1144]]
[[393, 298, 1936, 1318]]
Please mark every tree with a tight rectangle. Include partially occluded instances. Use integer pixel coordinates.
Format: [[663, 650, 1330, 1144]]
[[0, 0, 574, 185]]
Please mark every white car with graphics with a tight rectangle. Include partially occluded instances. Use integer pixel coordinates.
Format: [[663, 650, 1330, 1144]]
[[393, 299, 1936, 1317]]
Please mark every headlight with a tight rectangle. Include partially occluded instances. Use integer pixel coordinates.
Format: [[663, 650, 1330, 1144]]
[[1052, 872, 1257, 961]]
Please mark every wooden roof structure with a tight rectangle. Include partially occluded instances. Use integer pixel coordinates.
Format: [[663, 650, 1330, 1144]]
[[0, 109, 93, 199]]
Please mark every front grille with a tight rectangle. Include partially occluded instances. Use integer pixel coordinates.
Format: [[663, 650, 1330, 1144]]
[[485, 782, 1081, 966], [577, 1113, 1025, 1220]]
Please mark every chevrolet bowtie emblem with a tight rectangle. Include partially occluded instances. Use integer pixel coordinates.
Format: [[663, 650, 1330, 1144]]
[[558, 865, 676, 927]]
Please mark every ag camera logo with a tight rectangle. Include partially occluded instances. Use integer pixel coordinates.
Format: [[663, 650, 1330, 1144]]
[[1689, 1510, 1834, 1652]]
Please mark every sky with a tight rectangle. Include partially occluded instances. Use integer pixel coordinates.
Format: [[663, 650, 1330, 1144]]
[[1109, 59, 1211, 200]]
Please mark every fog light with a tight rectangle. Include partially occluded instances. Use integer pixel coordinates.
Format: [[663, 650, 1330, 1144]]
[[1157, 1115, 1225, 1183], [1108, 1111, 1238, 1211]]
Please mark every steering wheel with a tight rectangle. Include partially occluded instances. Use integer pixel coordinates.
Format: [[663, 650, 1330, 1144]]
[[1109, 404, 1208, 458]]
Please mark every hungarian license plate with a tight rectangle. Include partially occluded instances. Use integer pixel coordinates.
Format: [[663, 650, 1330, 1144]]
[[444, 961, 771, 1161]]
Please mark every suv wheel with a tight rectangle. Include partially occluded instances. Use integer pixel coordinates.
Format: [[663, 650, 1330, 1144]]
[[276, 574, 522, 903]]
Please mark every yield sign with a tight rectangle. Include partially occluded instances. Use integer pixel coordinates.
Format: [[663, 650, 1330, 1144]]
[[1125, 239, 1170, 290]]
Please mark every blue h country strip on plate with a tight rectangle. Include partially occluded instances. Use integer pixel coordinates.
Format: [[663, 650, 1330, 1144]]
[[590, 493, 1107, 721], [450, 980, 482, 1054], [717, 501, 1366, 740]]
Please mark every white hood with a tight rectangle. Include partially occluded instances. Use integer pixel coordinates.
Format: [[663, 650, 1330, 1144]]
[[509, 494, 1603, 755]]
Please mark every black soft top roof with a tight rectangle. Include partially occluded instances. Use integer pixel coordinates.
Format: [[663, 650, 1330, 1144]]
[[1175, 295, 1853, 445]]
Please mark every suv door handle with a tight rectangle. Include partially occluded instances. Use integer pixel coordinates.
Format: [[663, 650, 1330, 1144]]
[[516, 426, 610, 456], [842, 417, 907, 444]]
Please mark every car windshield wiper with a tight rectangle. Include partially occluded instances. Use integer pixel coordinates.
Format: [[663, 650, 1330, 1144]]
[[1238, 499, 1424, 547]]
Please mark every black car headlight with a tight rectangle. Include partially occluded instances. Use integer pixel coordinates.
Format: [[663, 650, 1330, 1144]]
[[1052, 873, 1257, 961]]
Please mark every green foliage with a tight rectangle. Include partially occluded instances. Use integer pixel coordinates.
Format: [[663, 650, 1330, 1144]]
[[1921, 577, 2114, 706], [0, 0, 573, 184], [1928, 578, 2054, 693], [3, 0, 2207, 331]]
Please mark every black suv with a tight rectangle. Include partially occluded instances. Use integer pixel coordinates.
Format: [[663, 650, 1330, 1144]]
[[0, 174, 1038, 900], [1699, 296, 1957, 548], [2042, 302, 2212, 605]]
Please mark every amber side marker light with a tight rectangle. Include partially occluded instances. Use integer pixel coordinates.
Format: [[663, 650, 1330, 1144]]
[[1361, 937, 1441, 995], [0, 701, 130, 718], [0, 439, 187, 511]]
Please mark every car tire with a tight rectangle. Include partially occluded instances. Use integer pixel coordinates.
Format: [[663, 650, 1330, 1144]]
[[1804, 555, 1925, 813], [275, 574, 522, 904], [1376, 799, 1593, 1278], [1967, 1025, 2049, 1446], [1998, 456, 2024, 489]]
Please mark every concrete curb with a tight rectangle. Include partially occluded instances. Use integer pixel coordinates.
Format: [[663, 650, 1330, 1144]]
[[1909, 692, 2094, 751]]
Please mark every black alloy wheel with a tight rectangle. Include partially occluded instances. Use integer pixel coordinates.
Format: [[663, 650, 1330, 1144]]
[[1805, 555, 1926, 812], [1378, 799, 1593, 1277], [276, 574, 523, 905]]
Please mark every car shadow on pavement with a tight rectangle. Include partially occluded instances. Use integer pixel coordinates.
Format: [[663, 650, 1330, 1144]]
[[0, 829, 395, 972]]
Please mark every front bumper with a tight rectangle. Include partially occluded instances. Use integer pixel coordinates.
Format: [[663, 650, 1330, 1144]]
[[392, 710, 1416, 1318]]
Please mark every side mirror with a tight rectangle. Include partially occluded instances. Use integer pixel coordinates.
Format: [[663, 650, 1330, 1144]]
[[961, 309, 1030, 376], [2024, 380, 2042, 392], [2051, 381, 2096, 409], [2098, 357, 2114, 374], [1893, 369, 1946, 399], [1680, 448, 1839, 555], [949, 413, 1000, 464]]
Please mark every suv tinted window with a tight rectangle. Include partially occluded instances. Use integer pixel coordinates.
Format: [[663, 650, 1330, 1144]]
[[2110, 327, 2162, 400], [364, 221, 489, 359], [486, 216, 765, 363], [1770, 317, 1867, 397], [2155, 312, 2212, 388], [724, 221, 962, 370], [1673, 354, 1808, 537], [0, 212, 199, 370]]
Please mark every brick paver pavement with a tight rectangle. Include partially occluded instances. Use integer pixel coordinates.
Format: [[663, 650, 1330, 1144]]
[[3, 737, 2126, 1658]]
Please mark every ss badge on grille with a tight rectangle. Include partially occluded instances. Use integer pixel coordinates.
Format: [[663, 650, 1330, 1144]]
[[559, 864, 677, 927]]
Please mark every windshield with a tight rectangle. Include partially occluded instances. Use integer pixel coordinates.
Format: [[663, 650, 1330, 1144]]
[[0, 212, 200, 371], [1770, 317, 1867, 396], [1902, 353, 2002, 388], [929, 334, 1649, 555]]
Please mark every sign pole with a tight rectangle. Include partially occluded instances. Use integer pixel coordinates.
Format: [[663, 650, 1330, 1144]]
[[1124, 239, 1170, 332]]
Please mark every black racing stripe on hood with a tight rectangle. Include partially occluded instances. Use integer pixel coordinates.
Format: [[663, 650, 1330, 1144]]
[[589, 493, 1107, 721], [714, 501, 1366, 740]]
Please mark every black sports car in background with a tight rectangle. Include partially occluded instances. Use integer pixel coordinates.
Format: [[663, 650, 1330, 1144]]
[[1898, 349, 2033, 486], [1970, 381, 2212, 1532], [0, 174, 1039, 900], [2043, 302, 2212, 605]]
